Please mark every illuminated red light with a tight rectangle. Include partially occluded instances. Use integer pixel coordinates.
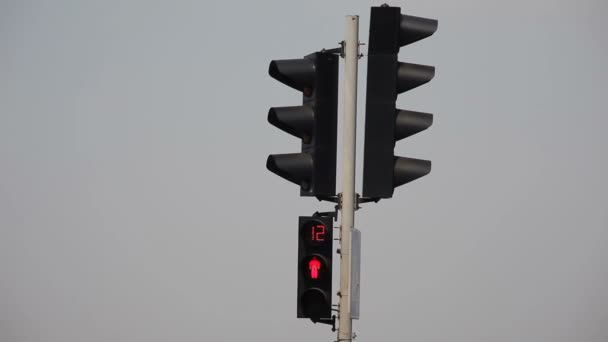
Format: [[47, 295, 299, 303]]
[[308, 257, 321, 279], [303, 86, 313, 97]]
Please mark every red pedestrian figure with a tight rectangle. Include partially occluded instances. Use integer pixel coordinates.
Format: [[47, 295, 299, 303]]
[[308, 256, 321, 279]]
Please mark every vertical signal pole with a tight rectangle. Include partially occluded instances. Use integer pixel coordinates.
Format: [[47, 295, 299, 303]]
[[338, 15, 359, 342]]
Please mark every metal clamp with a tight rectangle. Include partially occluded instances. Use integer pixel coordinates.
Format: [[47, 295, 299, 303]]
[[316, 315, 337, 331], [321, 41, 345, 58]]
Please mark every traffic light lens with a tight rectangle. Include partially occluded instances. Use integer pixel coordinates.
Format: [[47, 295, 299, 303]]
[[303, 86, 313, 97], [300, 288, 329, 321], [301, 255, 328, 281], [308, 256, 321, 279]]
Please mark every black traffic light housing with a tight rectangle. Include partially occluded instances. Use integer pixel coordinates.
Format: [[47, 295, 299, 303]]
[[297, 215, 333, 321], [267, 52, 339, 198], [362, 6, 437, 199]]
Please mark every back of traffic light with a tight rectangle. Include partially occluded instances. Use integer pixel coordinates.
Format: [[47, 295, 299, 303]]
[[267, 52, 339, 198], [362, 5, 437, 199]]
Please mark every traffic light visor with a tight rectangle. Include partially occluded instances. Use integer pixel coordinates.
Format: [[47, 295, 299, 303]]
[[268, 106, 314, 141], [269, 58, 315, 92], [266, 153, 313, 189], [399, 14, 438, 46], [394, 157, 431, 188]]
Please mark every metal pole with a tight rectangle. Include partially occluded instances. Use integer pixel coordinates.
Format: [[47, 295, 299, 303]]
[[338, 15, 359, 342]]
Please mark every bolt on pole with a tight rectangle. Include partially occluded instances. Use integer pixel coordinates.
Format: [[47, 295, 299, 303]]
[[338, 15, 359, 342]]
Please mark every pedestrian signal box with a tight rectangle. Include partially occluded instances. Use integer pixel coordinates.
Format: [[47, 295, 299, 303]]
[[297, 215, 333, 321]]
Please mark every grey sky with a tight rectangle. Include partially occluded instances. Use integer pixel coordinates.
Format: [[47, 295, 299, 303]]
[[1, 1, 607, 341]]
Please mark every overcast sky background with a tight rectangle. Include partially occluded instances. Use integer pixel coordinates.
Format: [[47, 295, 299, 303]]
[[1, 1, 607, 341]]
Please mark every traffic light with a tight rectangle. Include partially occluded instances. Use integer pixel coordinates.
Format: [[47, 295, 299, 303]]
[[297, 215, 333, 321], [267, 52, 339, 197], [362, 5, 437, 199]]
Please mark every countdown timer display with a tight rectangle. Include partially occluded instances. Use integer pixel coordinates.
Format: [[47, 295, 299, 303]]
[[300, 221, 328, 246]]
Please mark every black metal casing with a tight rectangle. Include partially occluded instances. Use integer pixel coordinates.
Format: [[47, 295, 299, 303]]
[[267, 52, 338, 198], [362, 6, 437, 199], [297, 216, 333, 321]]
